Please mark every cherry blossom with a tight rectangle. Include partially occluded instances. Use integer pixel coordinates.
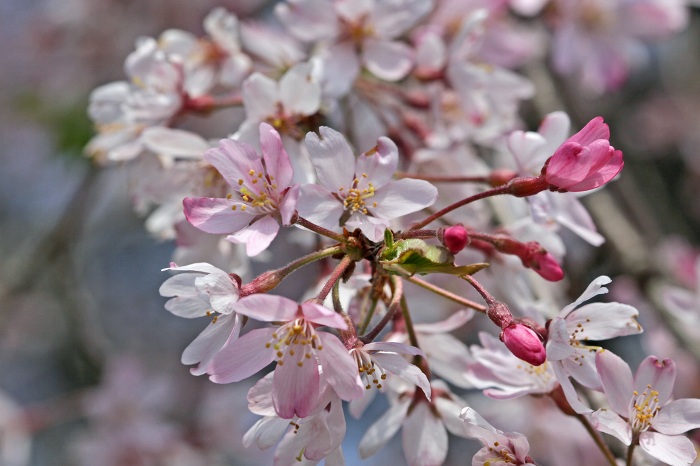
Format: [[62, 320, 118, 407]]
[[592, 351, 700, 466], [546, 276, 642, 413], [460, 407, 536, 466], [159, 262, 243, 375], [183, 123, 299, 256], [298, 126, 438, 241], [208, 295, 363, 419]]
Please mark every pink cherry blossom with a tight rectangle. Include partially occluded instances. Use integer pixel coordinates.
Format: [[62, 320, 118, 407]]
[[546, 276, 642, 413], [159, 262, 243, 375], [460, 407, 537, 466], [208, 294, 363, 419], [592, 351, 700, 466], [543, 116, 624, 192], [298, 126, 438, 242], [183, 122, 299, 256]]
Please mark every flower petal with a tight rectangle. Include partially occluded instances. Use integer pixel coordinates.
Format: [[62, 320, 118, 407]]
[[639, 431, 697, 466], [301, 302, 347, 329], [272, 348, 321, 419], [634, 356, 676, 405], [372, 353, 430, 399], [402, 402, 448, 466], [182, 313, 241, 373], [590, 409, 632, 445], [259, 122, 294, 188], [305, 126, 355, 191], [183, 197, 256, 234], [354, 136, 399, 189], [226, 216, 280, 257], [208, 327, 276, 383], [653, 398, 700, 435], [370, 178, 437, 219], [279, 62, 321, 116], [558, 276, 611, 317], [242, 72, 278, 121], [359, 398, 410, 459], [316, 332, 364, 401], [362, 38, 413, 81], [596, 350, 634, 416], [297, 183, 344, 231], [234, 294, 299, 322], [565, 302, 641, 340]]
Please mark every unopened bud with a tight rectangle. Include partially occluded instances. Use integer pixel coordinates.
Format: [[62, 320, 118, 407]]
[[529, 250, 564, 281], [501, 323, 546, 366], [439, 225, 470, 254], [487, 301, 513, 329]]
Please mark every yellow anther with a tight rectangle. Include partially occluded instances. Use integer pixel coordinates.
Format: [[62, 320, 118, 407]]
[[226, 193, 232, 199], [249, 169, 255, 176]]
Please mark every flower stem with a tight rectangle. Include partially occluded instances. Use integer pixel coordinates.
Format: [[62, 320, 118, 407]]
[[359, 297, 379, 335], [295, 215, 347, 242], [625, 443, 636, 466], [575, 413, 618, 466], [316, 254, 354, 302], [409, 184, 511, 231], [406, 276, 486, 313], [399, 229, 437, 240], [360, 277, 403, 343], [400, 294, 419, 349]]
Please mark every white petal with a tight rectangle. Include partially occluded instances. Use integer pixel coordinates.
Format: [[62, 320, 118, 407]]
[[362, 38, 413, 81], [596, 350, 633, 416], [370, 179, 437, 219], [226, 216, 280, 257], [279, 62, 321, 116], [142, 127, 209, 159], [565, 302, 641, 340], [640, 431, 697, 466], [242, 73, 278, 121], [558, 276, 611, 317], [653, 399, 700, 435], [372, 353, 430, 399], [296, 184, 345, 232], [316, 333, 364, 401], [590, 409, 632, 445], [402, 402, 448, 466], [358, 399, 410, 458], [182, 313, 239, 369], [305, 126, 355, 191]]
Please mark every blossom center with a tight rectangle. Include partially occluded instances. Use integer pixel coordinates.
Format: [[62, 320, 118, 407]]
[[340, 176, 377, 215], [629, 384, 660, 433], [228, 168, 279, 213], [265, 318, 321, 368], [351, 349, 387, 390], [484, 441, 517, 465]]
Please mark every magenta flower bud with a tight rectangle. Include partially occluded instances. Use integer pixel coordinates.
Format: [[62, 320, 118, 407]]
[[531, 251, 564, 282], [501, 323, 546, 366], [440, 225, 469, 254]]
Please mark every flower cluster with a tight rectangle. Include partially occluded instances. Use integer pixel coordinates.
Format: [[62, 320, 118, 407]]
[[81, 1, 699, 465]]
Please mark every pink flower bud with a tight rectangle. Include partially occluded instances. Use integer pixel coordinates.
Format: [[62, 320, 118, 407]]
[[441, 225, 469, 254], [530, 250, 564, 282], [501, 323, 546, 366], [543, 117, 623, 193]]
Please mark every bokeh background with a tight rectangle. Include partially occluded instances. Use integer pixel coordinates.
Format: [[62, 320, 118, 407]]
[[2, 1, 700, 465]]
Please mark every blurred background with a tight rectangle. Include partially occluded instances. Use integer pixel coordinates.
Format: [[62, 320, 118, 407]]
[[1, 0, 700, 465]]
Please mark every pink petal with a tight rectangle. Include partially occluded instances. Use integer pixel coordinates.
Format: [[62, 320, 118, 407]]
[[568, 117, 609, 146], [272, 348, 321, 419], [551, 361, 593, 414], [305, 126, 355, 191], [316, 332, 364, 401], [258, 122, 294, 188], [296, 184, 345, 231], [303, 396, 346, 460], [278, 184, 299, 226], [301, 302, 347, 329], [226, 216, 280, 257], [234, 294, 299, 322], [183, 197, 256, 234], [247, 372, 276, 416], [653, 399, 700, 435], [565, 149, 623, 192], [596, 350, 634, 416], [402, 402, 448, 466], [639, 431, 697, 466], [274, 0, 340, 41], [208, 327, 276, 383], [413, 309, 474, 333], [634, 356, 676, 405], [590, 409, 632, 445], [363, 341, 424, 357], [362, 38, 413, 81], [370, 0, 432, 39], [204, 138, 261, 187], [545, 142, 591, 189]]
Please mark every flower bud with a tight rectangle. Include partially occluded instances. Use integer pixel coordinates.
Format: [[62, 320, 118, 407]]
[[501, 323, 546, 366], [529, 250, 564, 281], [439, 225, 470, 254]]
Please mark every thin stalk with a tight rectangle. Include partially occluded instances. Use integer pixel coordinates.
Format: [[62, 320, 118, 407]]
[[400, 294, 419, 348], [575, 413, 618, 466], [295, 216, 346, 242], [409, 185, 511, 231], [359, 298, 379, 335], [360, 277, 403, 343], [399, 229, 437, 240], [626, 442, 636, 466], [406, 276, 486, 313], [316, 255, 354, 302]]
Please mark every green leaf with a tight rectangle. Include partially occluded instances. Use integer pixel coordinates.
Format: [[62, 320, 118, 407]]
[[379, 238, 489, 277]]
